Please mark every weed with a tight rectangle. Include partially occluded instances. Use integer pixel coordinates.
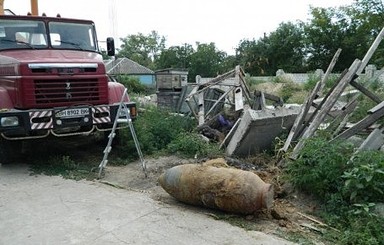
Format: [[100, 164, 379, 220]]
[[30, 155, 98, 180], [167, 132, 224, 158], [116, 107, 196, 160], [285, 136, 384, 244], [285, 137, 354, 198], [342, 150, 384, 203]]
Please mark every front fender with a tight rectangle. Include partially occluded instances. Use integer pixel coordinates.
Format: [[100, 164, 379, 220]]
[[0, 87, 14, 109], [108, 82, 130, 104]]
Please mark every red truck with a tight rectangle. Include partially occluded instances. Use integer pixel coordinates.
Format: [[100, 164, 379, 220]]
[[0, 2, 136, 163]]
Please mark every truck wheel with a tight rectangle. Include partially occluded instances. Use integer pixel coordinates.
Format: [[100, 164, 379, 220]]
[[0, 139, 22, 164]]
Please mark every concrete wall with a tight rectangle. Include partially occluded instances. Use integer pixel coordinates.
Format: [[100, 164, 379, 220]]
[[226, 107, 301, 157], [252, 65, 383, 84]]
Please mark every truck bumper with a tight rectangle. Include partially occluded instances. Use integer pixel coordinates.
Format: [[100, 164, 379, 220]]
[[0, 102, 136, 139]]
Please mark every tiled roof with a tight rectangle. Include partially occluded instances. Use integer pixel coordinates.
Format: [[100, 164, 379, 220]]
[[104, 58, 154, 75]]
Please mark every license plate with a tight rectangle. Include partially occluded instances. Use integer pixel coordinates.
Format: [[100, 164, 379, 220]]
[[55, 108, 89, 118]]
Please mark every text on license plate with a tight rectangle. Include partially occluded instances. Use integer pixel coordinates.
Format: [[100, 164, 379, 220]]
[[56, 108, 89, 118]]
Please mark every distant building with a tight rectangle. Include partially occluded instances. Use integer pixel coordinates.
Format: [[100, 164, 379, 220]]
[[155, 68, 188, 91], [155, 68, 189, 112], [104, 58, 155, 87]]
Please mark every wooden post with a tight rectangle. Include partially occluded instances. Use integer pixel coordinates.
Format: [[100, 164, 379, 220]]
[[290, 59, 362, 159]]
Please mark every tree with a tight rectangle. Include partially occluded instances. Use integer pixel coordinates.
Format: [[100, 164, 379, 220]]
[[235, 38, 270, 76], [267, 22, 306, 73], [188, 42, 228, 82], [117, 31, 166, 70], [303, 7, 350, 71], [345, 0, 384, 66], [155, 44, 194, 70]]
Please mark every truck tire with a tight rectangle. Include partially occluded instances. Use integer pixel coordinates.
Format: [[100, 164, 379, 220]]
[[0, 139, 22, 164]]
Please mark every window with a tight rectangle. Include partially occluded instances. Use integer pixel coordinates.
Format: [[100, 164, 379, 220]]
[[0, 19, 47, 50], [49, 21, 97, 51]]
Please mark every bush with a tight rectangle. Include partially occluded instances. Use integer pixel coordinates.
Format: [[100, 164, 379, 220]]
[[116, 107, 196, 159], [285, 137, 384, 245], [116, 75, 148, 94], [278, 82, 303, 103], [342, 150, 384, 203], [286, 137, 354, 198], [167, 132, 224, 158]]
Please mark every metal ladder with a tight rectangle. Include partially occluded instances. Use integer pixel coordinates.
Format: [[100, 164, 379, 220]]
[[98, 88, 147, 178]]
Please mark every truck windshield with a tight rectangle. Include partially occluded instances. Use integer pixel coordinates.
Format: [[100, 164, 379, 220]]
[[49, 22, 98, 52], [0, 19, 48, 50], [0, 19, 99, 52]]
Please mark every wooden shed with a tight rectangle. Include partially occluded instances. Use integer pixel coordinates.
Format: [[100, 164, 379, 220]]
[[155, 68, 188, 91]]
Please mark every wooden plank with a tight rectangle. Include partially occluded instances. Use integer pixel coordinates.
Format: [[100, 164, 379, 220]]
[[320, 48, 342, 93], [198, 91, 205, 125], [357, 27, 384, 75], [291, 59, 362, 159], [187, 69, 235, 97], [281, 81, 321, 152], [205, 88, 232, 118], [350, 80, 382, 104], [358, 127, 384, 151], [332, 102, 384, 141], [327, 98, 358, 136], [369, 100, 384, 114]]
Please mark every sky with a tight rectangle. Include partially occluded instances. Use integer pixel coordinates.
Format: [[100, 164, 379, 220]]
[[4, 0, 354, 54]]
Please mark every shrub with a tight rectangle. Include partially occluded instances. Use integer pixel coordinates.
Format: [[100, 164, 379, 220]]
[[116, 75, 148, 94], [167, 132, 224, 158], [116, 107, 196, 159], [286, 137, 354, 198], [285, 136, 384, 245], [342, 150, 384, 203], [278, 82, 303, 103]]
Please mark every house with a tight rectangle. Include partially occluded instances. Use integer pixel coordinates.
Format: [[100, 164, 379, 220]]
[[104, 58, 155, 87]]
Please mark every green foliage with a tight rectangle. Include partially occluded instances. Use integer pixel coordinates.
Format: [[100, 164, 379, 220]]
[[342, 151, 384, 203], [188, 42, 229, 83], [286, 136, 384, 244], [117, 30, 166, 70], [30, 155, 97, 180], [303, 73, 321, 91], [167, 132, 224, 158], [116, 107, 196, 159], [286, 137, 354, 198], [337, 213, 384, 245], [155, 44, 194, 70], [116, 75, 148, 94], [277, 81, 303, 103]]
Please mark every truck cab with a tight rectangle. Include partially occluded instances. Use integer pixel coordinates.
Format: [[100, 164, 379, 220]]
[[0, 13, 136, 163]]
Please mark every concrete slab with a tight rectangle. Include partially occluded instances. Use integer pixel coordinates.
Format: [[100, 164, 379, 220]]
[[226, 107, 300, 157], [0, 164, 295, 245]]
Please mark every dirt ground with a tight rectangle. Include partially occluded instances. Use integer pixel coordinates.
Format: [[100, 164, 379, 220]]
[[16, 134, 331, 244], [101, 155, 330, 244]]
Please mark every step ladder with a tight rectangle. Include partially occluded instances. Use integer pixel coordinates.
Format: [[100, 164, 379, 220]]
[[98, 88, 147, 178]]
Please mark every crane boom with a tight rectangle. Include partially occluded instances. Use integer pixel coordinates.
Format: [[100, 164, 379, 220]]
[[0, 0, 39, 15]]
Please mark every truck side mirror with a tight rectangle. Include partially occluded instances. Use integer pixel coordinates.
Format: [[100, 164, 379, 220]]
[[106, 37, 115, 56]]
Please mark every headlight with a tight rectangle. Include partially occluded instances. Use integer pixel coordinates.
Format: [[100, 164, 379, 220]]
[[1, 116, 19, 127]]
